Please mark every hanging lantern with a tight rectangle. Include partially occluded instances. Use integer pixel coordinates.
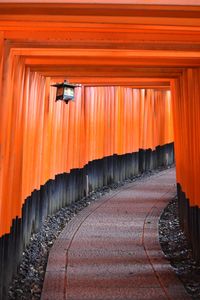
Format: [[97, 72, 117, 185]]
[[51, 80, 76, 104]]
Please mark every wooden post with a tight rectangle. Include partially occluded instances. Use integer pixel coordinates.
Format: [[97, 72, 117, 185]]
[[0, 31, 4, 106], [86, 174, 89, 197], [0, 35, 11, 237], [0, 31, 5, 236]]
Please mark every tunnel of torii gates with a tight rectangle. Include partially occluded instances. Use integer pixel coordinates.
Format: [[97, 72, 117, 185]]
[[1, 1, 200, 298]]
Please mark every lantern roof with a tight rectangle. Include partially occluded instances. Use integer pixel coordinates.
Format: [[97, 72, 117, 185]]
[[51, 81, 77, 88]]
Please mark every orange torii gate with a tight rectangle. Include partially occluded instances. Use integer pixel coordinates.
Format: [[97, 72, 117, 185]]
[[0, 2, 200, 299]]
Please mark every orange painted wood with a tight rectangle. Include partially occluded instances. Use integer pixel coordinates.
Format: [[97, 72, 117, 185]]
[[0, 56, 174, 236], [0, 1, 199, 5], [2, 1, 200, 239], [172, 68, 200, 207], [0, 31, 4, 116]]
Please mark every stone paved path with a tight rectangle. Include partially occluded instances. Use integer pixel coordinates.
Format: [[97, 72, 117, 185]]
[[41, 168, 191, 300]]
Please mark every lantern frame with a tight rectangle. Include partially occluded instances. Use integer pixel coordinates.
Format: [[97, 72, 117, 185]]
[[51, 80, 77, 104]]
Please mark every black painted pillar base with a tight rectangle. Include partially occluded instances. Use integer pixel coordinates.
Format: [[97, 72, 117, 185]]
[[0, 142, 174, 299], [177, 183, 200, 261]]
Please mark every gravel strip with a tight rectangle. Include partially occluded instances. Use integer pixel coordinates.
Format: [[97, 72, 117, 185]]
[[8, 167, 170, 300], [8, 168, 164, 300], [159, 198, 200, 299]]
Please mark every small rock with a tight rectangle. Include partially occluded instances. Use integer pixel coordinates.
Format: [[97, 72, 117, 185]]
[[8, 166, 172, 300], [159, 198, 200, 298]]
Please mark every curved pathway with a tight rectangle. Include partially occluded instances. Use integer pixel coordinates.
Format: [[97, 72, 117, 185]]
[[42, 168, 191, 300]]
